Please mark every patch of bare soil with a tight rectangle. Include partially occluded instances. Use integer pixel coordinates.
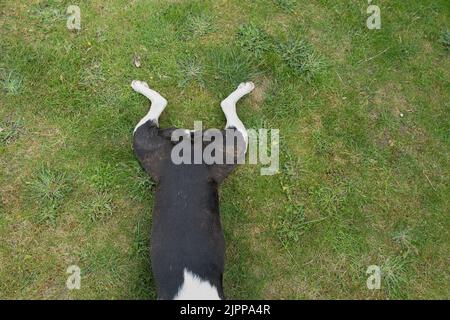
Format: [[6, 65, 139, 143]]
[[251, 76, 271, 109]]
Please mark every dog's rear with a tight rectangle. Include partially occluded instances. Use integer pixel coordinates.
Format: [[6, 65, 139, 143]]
[[132, 80, 253, 299]]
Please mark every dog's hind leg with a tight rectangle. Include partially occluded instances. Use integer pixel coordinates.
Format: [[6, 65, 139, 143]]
[[131, 80, 171, 182], [220, 82, 254, 148], [131, 80, 168, 132], [209, 82, 254, 183]]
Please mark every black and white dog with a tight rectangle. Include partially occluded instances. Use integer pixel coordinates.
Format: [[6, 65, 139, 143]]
[[131, 80, 254, 299]]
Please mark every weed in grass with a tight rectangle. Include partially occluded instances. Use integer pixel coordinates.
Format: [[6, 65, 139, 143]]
[[279, 148, 303, 184], [276, 39, 325, 79], [0, 198, 4, 216], [36, 207, 59, 226], [281, 155, 299, 180], [132, 220, 150, 258], [29, 4, 64, 25], [0, 118, 23, 145], [206, 47, 260, 92], [276, 150, 328, 246], [381, 255, 408, 298], [177, 57, 205, 87], [88, 163, 118, 192], [162, 1, 208, 25], [276, 151, 315, 245], [96, 27, 108, 43], [439, 29, 450, 51], [185, 14, 215, 39], [162, 1, 213, 40], [1, 71, 22, 95], [132, 166, 155, 200], [273, 0, 296, 12], [27, 168, 70, 225], [392, 228, 418, 255], [82, 193, 113, 223], [28, 168, 69, 205], [80, 60, 105, 88], [276, 204, 308, 244], [311, 185, 346, 216], [237, 24, 272, 60], [312, 130, 334, 155]]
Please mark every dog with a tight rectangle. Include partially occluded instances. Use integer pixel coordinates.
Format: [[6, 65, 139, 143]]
[[131, 80, 254, 299]]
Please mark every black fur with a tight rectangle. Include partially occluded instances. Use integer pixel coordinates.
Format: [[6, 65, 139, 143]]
[[133, 120, 244, 299]]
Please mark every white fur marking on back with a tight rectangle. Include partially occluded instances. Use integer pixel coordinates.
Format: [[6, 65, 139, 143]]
[[173, 269, 221, 300]]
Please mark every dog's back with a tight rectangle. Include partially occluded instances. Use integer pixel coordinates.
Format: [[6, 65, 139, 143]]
[[131, 80, 253, 299], [134, 120, 244, 299]]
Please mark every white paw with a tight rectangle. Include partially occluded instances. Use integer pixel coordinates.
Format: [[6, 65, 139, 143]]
[[131, 80, 149, 93], [237, 81, 255, 94]]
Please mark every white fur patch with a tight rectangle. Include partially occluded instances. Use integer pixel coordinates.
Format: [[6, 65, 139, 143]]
[[134, 112, 155, 133], [220, 81, 254, 148], [173, 269, 221, 300], [131, 80, 167, 133]]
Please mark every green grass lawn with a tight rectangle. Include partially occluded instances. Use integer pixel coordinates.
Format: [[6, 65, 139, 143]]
[[1, 0, 449, 299]]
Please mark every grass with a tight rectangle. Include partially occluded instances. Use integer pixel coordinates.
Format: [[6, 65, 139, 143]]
[[184, 14, 215, 39], [440, 29, 450, 51], [0, 118, 23, 144], [237, 24, 272, 59], [177, 56, 205, 87], [276, 38, 326, 79], [26, 167, 71, 226], [0, 0, 449, 299], [273, 0, 296, 13], [1, 70, 23, 95], [81, 192, 113, 223]]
